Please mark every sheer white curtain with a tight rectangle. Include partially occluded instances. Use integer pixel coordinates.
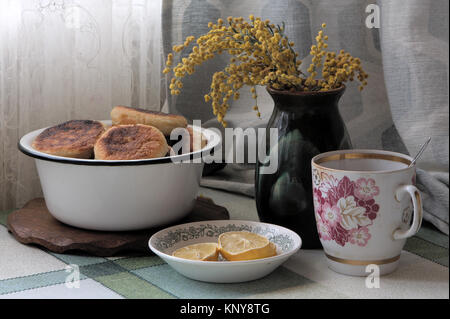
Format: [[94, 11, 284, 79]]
[[0, 0, 162, 209]]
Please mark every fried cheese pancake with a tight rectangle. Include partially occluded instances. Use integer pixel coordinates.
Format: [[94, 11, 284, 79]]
[[94, 124, 168, 160], [111, 106, 187, 136], [32, 120, 105, 159]]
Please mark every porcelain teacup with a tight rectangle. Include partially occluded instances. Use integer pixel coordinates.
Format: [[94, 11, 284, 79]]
[[311, 149, 422, 276]]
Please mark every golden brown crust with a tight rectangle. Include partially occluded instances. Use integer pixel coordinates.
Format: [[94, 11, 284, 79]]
[[94, 124, 168, 160], [32, 120, 105, 158], [111, 106, 187, 136]]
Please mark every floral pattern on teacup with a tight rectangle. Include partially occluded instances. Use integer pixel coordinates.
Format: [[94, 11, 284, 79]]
[[313, 170, 380, 247]]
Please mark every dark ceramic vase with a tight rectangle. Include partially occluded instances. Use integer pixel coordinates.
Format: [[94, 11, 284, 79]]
[[255, 86, 352, 249]]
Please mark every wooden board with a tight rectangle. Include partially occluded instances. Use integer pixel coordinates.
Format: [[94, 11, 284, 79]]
[[6, 197, 229, 257]]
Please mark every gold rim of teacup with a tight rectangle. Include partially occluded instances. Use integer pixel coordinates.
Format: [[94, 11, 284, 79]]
[[312, 149, 414, 174], [325, 253, 401, 266]]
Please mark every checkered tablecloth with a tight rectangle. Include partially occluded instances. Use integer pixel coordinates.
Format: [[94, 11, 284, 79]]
[[0, 188, 448, 299]]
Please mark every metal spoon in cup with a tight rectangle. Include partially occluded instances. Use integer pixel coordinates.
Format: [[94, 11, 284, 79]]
[[409, 137, 431, 167]]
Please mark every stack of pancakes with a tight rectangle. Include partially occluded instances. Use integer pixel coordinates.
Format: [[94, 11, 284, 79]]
[[32, 106, 207, 160]]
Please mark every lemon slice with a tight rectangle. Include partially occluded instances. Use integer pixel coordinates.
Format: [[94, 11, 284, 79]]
[[218, 231, 277, 261], [172, 243, 219, 261]]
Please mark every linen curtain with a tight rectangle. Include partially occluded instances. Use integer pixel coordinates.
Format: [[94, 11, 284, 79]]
[[0, 0, 162, 209], [0, 0, 448, 234]]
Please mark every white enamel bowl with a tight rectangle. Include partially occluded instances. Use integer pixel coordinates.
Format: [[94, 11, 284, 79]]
[[149, 220, 302, 283], [18, 121, 221, 231]]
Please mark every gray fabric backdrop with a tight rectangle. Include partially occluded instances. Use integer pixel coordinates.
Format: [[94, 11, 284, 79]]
[[162, 0, 449, 234]]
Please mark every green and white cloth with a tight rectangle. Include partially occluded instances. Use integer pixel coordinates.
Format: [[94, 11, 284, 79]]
[[0, 188, 448, 299]]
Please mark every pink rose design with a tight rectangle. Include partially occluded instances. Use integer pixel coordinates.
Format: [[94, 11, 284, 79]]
[[313, 189, 325, 215], [357, 198, 380, 220], [349, 227, 372, 247], [337, 176, 356, 198], [327, 176, 356, 205], [354, 178, 379, 201], [331, 223, 350, 247], [313, 189, 321, 205], [315, 173, 379, 247], [318, 172, 339, 199], [322, 202, 341, 227], [316, 218, 332, 241]]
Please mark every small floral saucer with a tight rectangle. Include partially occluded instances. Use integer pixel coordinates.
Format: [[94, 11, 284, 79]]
[[148, 220, 302, 283]]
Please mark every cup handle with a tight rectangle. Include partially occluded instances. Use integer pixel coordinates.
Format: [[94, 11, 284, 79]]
[[393, 185, 423, 240]]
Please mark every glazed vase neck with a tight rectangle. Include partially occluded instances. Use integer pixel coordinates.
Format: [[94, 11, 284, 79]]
[[266, 86, 346, 112]]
